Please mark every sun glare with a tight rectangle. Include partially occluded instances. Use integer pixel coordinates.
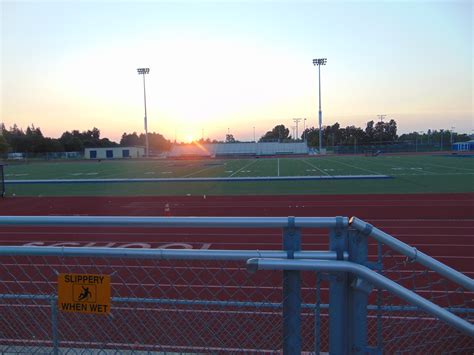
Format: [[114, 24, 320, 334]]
[[185, 135, 194, 143]]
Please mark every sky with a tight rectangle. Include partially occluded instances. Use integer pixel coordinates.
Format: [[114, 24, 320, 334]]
[[1, 0, 472, 143]]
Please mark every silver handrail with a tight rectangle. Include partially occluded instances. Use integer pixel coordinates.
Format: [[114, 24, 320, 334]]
[[246, 258, 474, 337], [350, 216, 474, 291]]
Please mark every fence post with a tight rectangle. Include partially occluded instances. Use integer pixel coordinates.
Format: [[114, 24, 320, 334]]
[[50, 296, 59, 355], [329, 216, 349, 354], [348, 228, 370, 354], [282, 216, 301, 354]]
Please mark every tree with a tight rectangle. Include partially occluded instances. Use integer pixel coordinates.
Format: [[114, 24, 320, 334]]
[[387, 119, 398, 141], [225, 134, 236, 143], [59, 132, 83, 151], [120, 132, 141, 147], [339, 126, 366, 145], [260, 124, 290, 142], [302, 127, 320, 148], [0, 135, 10, 154], [141, 132, 172, 151], [365, 120, 375, 142]]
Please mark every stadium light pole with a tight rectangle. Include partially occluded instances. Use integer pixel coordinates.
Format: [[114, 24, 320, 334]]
[[450, 126, 455, 144], [137, 68, 150, 158], [313, 58, 327, 153]]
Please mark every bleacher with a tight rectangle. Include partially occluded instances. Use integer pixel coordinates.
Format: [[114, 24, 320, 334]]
[[168, 142, 308, 158], [167, 144, 216, 158], [215, 143, 258, 157], [257, 142, 308, 156]]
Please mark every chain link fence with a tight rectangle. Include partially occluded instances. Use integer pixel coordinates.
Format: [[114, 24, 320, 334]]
[[367, 243, 474, 353], [1, 254, 310, 353], [0, 216, 472, 353]]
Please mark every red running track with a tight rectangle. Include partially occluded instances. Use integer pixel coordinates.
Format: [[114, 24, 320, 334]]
[[0, 193, 472, 274]]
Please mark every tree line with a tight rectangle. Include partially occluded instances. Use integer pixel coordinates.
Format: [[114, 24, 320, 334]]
[[0, 124, 172, 154], [260, 120, 398, 146], [0, 120, 470, 154], [259, 120, 471, 147]]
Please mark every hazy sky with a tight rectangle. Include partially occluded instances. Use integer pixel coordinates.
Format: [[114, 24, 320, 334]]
[[1, 0, 472, 142]]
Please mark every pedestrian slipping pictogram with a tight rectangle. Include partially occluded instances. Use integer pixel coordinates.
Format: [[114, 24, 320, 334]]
[[58, 273, 110, 314]]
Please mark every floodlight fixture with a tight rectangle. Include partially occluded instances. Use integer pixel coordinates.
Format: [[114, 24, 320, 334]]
[[137, 68, 150, 74], [313, 58, 327, 66], [313, 58, 327, 153], [137, 67, 150, 157]]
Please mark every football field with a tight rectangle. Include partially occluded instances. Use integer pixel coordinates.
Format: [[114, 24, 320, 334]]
[[3, 154, 474, 196]]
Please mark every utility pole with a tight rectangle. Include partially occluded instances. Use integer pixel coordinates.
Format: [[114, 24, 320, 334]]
[[376, 114, 387, 145], [303, 118, 307, 142], [293, 118, 302, 141]]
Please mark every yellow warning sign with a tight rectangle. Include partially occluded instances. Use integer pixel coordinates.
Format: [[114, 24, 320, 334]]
[[58, 273, 110, 314]]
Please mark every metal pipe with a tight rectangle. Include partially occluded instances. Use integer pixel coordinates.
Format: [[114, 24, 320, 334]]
[[0, 216, 348, 228], [349, 217, 474, 291], [0, 246, 347, 261], [246, 258, 474, 337]]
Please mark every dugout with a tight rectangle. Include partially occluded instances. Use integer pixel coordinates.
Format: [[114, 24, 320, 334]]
[[452, 140, 474, 152], [84, 147, 145, 159]]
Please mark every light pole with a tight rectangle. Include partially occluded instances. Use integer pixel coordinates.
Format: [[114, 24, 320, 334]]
[[137, 68, 150, 157], [313, 58, 327, 153], [450, 126, 455, 144], [253, 126, 256, 143]]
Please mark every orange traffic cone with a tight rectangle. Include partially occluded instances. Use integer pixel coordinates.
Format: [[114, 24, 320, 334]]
[[164, 202, 171, 217]]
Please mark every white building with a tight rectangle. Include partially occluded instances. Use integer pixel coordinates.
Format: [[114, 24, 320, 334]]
[[84, 147, 145, 159]]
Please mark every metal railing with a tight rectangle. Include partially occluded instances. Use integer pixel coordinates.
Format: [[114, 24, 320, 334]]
[[0, 215, 472, 354]]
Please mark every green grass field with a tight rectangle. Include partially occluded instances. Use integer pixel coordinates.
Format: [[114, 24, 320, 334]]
[[3, 155, 474, 196]]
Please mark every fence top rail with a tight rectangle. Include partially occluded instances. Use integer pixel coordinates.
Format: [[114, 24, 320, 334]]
[[349, 216, 474, 291], [0, 215, 348, 228]]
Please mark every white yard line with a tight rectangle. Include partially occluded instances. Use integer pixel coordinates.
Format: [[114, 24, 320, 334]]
[[419, 162, 474, 173], [181, 165, 221, 178], [229, 159, 258, 177], [325, 158, 383, 175], [300, 159, 331, 176]]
